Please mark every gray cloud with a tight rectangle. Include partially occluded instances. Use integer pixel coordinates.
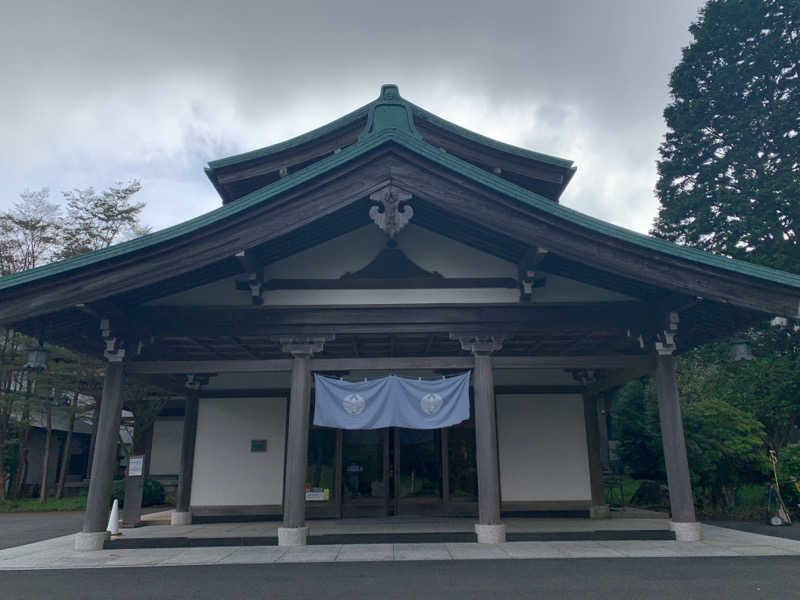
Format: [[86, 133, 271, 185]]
[[0, 0, 704, 233]]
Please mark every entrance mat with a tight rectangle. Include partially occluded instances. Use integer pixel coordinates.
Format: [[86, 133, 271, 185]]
[[103, 529, 674, 549]]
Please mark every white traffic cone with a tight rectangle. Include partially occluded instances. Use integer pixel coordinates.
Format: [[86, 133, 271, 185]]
[[107, 499, 122, 536]]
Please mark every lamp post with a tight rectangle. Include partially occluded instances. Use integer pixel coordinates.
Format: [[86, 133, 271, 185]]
[[730, 338, 754, 362], [24, 339, 49, 371]]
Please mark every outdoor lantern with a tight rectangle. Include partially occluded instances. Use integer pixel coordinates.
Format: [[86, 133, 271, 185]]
[[730, 338, 754, 362], [24, 340, 49, 370]]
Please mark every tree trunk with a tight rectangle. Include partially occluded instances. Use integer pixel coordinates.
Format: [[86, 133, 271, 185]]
[[13, 383, 32, 499], [39, 399, 53, 502], [0, 383, 12, 501], [55, 392, 77, 499]]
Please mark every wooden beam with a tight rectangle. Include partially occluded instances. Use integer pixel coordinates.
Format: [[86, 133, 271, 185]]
[[3, 148, 795, 328], [388, 149, 800, 317], [133, 302, 650, 338], [585, 364, 655, 396], [0, 151, 399, 324], [127, 354, 653, 375], [230, 337, 258, 359], [254, 277, 519, 290]]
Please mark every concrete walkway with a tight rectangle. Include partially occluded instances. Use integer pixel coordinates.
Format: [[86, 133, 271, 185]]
[[117, 515, 673, 540], [1, 524, 800, 570]]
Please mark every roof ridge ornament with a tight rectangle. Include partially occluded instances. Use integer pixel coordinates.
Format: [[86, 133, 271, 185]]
[[359, 84, 422, 141]]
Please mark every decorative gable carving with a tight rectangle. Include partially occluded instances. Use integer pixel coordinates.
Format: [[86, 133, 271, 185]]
[[369, 186, 413, 239], [341, 240, 442, 280]]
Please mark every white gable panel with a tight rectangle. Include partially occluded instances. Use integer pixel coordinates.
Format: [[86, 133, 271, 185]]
[[149, 223, 631, 306], [262, 224, 517, 279]]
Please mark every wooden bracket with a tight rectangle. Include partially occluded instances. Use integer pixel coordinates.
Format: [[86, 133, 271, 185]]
[[235, 249, 265, 305], [518, 247, 549, 302], [451, 333, 504, 356], [100, 318, 126, 362], [654, 311, 680, 355], [276, 335, 336, 358], [185, 373, 213, 390], [568, 369, 605, 386]]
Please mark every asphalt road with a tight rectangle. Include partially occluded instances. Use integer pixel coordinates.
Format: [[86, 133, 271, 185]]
[[3, 557, 800, 600], [0, 511, 84, 550], [707, 520, 800, 541], [0, 507, 168, 550]]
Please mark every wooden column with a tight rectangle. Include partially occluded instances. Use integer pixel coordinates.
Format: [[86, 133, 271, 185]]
[[85, 398, 101, 480], [456, 335, 505, 543], [75, 339, 126, 551], [654, 313, 700, 541], [172, 375, 207, 525], [583, 394, 609, 518], [278, 336, 329, 545], [597, 397, 610, 471]]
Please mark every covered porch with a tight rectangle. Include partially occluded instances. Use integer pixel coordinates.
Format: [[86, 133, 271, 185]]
[[106, 512, 674, 549]]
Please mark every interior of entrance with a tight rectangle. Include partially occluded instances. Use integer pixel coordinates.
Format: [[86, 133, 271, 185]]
[[307, 395, 478, 518]]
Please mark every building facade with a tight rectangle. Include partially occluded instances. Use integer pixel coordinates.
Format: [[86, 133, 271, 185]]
[[1, 85, 799, 550]]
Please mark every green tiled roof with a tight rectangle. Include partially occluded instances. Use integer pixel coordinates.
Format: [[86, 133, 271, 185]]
[[206, 84, 575, 174], [206, 104, 370, 171], [2, 85, 800, 299], [409, 102, 575, 171]]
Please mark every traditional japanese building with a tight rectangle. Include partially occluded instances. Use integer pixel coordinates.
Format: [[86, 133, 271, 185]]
[[2, 85, 799, 551]]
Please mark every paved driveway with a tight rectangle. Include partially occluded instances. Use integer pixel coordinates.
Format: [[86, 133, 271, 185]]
[[709, 520, 800, 541], [0, 512, 84, 550], [0, 507, 167, 550]]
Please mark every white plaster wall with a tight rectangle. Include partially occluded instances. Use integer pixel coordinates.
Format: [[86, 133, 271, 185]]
[[147, 223, 630, 306], [497, 394, 591, 502], [191, 397, 287, 506], [150, 418, 183, 475]]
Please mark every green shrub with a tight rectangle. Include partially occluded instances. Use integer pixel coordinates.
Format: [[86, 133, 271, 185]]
[[629, 480, 669, 509], [779, 444, 800, 482], [729, 484, 767, 520], [111, 478, 166, 508]]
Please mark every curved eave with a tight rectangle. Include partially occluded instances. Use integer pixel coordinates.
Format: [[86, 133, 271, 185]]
[[205, 103, 371, 173], [409, 102, 576, 172], [2, 128, 800, 321]]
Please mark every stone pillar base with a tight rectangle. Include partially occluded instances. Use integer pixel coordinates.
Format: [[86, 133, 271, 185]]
[[170, 511, 192, 526], [74, 531, 109, 552], [278, 526, 309, 546], [589, 504, 611, 519], [475, 523, 506, 544], [670, 521, 702, 542]]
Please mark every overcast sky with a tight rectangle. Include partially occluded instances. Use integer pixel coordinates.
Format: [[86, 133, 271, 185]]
[[0, 0, 704, 235]]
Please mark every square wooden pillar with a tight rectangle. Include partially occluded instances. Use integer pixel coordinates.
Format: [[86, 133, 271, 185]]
[[583, 394, 609, 518], [455, 335, 505, 543], [655, 313, 701, 541], [278, 336, 330, 546], [172, 374, 208, 526], [75, 345, 126, 551]]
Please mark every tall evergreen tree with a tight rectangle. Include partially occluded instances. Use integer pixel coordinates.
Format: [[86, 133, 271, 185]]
[[653, 0, 800, 273]]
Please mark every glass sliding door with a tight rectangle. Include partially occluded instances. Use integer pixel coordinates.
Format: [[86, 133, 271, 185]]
[[394, 428, 443, 515], [305, 425, 338, 518], [446, 396, 478, 516], [341, 429, 388, 517]]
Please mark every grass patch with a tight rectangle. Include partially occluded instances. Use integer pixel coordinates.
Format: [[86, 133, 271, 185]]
[[0, 495, 86, 513]]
